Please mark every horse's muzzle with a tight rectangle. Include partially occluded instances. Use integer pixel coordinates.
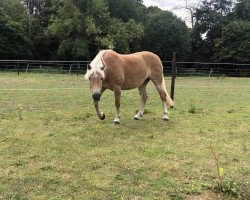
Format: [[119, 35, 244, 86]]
[[92, 92, 101, 101]]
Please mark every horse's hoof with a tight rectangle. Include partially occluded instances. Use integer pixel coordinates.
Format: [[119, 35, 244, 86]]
[[133, 114, 142, 120], [163, 117, 169, 121], [113, 120, 120, 125], [99, 113, 105, 120]]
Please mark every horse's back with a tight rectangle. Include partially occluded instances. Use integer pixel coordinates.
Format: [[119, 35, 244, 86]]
[[108, 50, 162, 71], [102, 50, 163, 89], [133, 51, 164, 80]]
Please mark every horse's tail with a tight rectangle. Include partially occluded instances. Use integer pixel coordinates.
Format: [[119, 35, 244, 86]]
[[161, 76, 174, 108]]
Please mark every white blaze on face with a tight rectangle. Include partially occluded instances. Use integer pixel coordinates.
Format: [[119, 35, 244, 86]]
[[84, 50, 106, 80]]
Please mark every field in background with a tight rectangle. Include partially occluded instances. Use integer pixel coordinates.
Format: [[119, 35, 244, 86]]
[[0, 73, 249, 199]]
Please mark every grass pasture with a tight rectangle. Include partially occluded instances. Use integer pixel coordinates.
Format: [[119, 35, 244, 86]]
[[0, 72, 249, 199]]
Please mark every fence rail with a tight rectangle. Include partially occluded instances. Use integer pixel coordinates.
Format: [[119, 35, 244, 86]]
[[0, 60, 249, 77]]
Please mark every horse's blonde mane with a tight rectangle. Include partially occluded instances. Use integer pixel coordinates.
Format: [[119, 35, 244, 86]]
[[84, 50, 107, 80]]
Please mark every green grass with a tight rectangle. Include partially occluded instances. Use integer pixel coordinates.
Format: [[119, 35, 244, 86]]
[[0, 72, 249, 199]]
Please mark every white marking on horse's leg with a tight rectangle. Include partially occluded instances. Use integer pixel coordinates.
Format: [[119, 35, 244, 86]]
[[134, 107, 144, 120], [152, 78, 170, 121], [162, 102, 169, 121], [134, 80, 149, 120], [114, 108, 120, 124], [113, 87, 121, 124], [134, 97, 146, 120]]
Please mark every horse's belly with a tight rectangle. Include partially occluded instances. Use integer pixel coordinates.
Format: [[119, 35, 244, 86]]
[[121, 72, 147, 90]]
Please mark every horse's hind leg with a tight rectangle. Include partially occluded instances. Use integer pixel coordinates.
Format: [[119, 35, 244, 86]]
[[152, 77, 173, 121], [113, 86, 121, 124], [134, 79, 150, 120]]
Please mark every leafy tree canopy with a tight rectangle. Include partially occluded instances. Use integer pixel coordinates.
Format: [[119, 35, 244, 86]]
[[1, 0, 249, 63], [142, 9, 191, 61], [0, 12, 32, 59], [46, 0, 144, 59], [233, 0, 250, 21], [107, 0, 145, 22], [192, 0, 233, 61], [214, 20, 250, 63], [0, 1, 32, 59]]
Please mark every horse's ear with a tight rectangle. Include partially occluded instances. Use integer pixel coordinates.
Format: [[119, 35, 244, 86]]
[[87, 64, 91, 70]]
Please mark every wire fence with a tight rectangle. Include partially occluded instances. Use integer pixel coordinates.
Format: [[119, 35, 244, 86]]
[[0, 60, 249, 77], [162, 61, 250, 77], [0, 60, 88, 76]]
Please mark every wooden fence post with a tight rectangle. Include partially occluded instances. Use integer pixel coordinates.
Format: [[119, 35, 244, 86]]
[[170, 52, 176, 104]]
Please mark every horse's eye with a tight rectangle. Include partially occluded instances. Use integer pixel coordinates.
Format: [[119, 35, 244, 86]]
[[100, 77, 103, 80]]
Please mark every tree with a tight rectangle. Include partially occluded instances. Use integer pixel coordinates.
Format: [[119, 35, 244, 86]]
[[0, 0, 27, 23], [0, 0, 32, 59], [142, 9, 191, 61], [46, 0, 144, 60], [100, 18, 143, 53], [184, 0, 202, 28], [107, 0, 145, 22], [233, 0, 250, 21], [0, 13, 32, 59], [192, 0, 233, 61], [174, 0, 202, 28], [214, 20, 250, 63], [25, 0, 58, 59]]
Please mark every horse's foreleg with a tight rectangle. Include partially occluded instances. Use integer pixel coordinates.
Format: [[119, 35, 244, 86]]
[[94, 101, 105, 120], [113, 87, 121, 124], [93, 88, 106, 120]]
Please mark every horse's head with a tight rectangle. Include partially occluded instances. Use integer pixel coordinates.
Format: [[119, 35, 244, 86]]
[[86, 64, 105, 102]]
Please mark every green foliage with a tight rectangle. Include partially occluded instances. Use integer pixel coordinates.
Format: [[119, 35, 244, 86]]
[[208, 143, 247, 197], [191, 0, 250, 62], [234, 0, 250, 21], [188, 100, 203, 114], [107, 0, 145, 22], [0, 0, 32, 59], [105, 18, 144, 53], [46, 0, 144, 58], [192, 0, 233, 61], [0, 0, 27, 23], [188, 102, 197, 114], [0, 0, 249, 62], [142, 10, 191, 61], [0, 13, 32, 59], [214, 20, 250, 63]]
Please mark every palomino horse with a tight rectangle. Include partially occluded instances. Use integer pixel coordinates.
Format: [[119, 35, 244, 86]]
[[85, 50, 173, 124]]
